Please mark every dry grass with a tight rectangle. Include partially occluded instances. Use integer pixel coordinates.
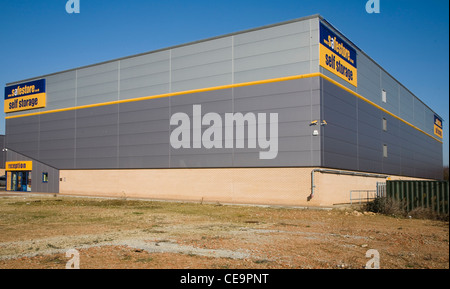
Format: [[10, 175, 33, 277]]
[[364, 197, 449, 221], [0, 194, 448, 269]]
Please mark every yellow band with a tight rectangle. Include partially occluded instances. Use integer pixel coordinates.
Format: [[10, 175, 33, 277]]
[[5, 72, 443, 144]]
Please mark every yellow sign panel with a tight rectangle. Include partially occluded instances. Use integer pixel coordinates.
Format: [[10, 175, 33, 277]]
[[434, 126, 443, 138], [4, 79, 46, 113], [434, 115, 443, 139], [320, 44, 358, 87], [5, 161, 33, 171], [319, 22, 358, 87], [4, 92, 46, 113]]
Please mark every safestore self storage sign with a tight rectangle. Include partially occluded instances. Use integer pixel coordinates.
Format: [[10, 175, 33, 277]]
[[434, 115, 443, 139], [4, 79, 46, 113], [320, 22, 358, 87]]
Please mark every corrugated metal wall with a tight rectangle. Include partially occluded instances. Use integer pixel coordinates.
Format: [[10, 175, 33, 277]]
[[0, 135, 5, 169], [320, 22, 440, 140], [4, 15, 443, 180], [6, 77, 322, 169], [6, 17, 319, 117], [321, 78, 443, 179], [6, 17, 322, 170]]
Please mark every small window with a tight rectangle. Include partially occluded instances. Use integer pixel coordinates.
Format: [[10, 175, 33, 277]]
[[382, 118, 387, 131], [383, 145, 388, 158], [42, 172, 49, 183], [381, 90, 387, 103]]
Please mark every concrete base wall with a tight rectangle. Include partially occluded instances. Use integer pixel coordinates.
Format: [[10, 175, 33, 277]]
[[59, 168, 430, 207]]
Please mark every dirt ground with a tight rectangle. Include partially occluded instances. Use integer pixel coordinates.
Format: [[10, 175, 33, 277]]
[[0, 193, 448, 269]]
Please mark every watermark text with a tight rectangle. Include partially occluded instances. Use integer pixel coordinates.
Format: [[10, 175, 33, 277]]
[[366, 0, 380, 13], [66, 0, 80, 14]]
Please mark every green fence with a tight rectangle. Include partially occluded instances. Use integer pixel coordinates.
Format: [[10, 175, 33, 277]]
[[386, 181, 449, 215]]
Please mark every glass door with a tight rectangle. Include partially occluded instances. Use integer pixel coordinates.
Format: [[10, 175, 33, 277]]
[[11, 172, 17, 191], [9, 171, 31, 192], [17, 172, 23, 191], [27, 172, 32, 192]]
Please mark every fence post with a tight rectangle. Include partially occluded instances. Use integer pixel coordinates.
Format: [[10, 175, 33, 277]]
[[425, 182, 430, 209], [414, 181, 419, 211], [431, 182, 436, 214], [417, 181, 423, 209], [445, 181, 449, 215], [436, 183, 441, 215]]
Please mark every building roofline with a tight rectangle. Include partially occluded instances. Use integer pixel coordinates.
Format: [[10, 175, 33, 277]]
[[319, 17, 444, 121], [6, 14, 321, 85], [5, 14, 443, 121]]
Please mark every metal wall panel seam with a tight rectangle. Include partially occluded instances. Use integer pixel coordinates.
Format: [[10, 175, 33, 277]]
[[169, 49, 172, 168], [231, 36, 235, 168], [356, 90, 360, 171], [117, 60, 121, 168], [74, 70, 77, 168], [320, 76, 324, 167]]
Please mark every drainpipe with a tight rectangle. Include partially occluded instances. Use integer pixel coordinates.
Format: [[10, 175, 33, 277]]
[[309, 169, 389, 200]]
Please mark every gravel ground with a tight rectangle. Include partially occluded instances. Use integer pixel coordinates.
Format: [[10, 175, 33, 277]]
[[0, 193, 448, 269]]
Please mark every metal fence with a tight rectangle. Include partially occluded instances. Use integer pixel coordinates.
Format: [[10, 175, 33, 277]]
[[350, 190, 377, 204], [376, 182, 386, 198], [349, 182, 386, 204], [386, 180, 449, 215]]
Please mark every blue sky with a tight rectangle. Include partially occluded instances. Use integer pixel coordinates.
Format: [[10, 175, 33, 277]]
[[0, 0, 448, 165]]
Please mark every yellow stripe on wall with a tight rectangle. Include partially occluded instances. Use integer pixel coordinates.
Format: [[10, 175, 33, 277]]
[[319, 74, 443, 144], [4, 73, 443, 144], [5, 73, 320, 120]]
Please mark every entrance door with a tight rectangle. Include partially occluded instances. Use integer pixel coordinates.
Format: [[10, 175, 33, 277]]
[[10, 171, 31, 192], [11, 172, 17, 191]]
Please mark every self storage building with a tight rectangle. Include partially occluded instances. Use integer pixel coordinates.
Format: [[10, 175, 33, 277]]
[[3, 15, 444, 206]]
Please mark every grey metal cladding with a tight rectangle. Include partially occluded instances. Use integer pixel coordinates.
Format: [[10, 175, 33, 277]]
[[380, 70, 399, 115], [356, 52, 438, 138], [77, 61, 119, 106], [5, 77, 322, 170], [39, 110, 76, 168], [119, 50, 170, 100], [0, 136, 5, 169], [169, 86, 233, 168], [76, 104, 119, 168], [171, 87, 232, 108], [321, 78, 358, 170], [234, 18, 319, 83], [322, 78, 442, 179], [119, 97, 170, 168], [171, 37, 232, 92], [232, 77, 321, 167], [32, 161, 59, 193], [6, 15, 439, 142], [6, 115, 40, 160], [399, 86, 414, 123], [46, 70, 77, 111], [4, 16, 318, 121], [5, 15, 442, 176]]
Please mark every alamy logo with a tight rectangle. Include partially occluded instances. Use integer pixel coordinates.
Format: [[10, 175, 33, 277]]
[[170, 105, 279, 160], [366, 0, 380, 13], [66, 0, 80, 14]]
